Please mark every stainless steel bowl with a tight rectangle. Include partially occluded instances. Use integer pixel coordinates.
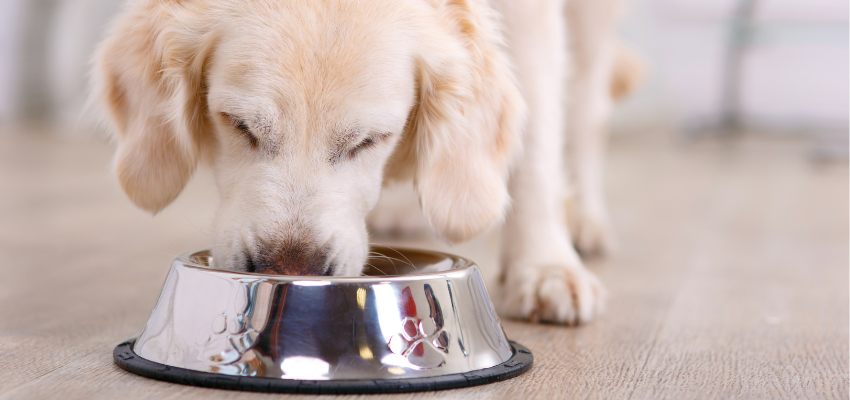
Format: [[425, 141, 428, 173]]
[[115, 247, 532, 394]]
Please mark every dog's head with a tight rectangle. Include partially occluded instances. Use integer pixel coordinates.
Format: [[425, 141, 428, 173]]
[[95, 0, 523, 276]]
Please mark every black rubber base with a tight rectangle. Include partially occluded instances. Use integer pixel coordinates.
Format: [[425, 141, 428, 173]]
[[114, 339, 532, 394]]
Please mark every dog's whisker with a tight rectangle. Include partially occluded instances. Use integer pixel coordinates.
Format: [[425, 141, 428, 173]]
[[180, 212, 214, 235], [367, 254, 418, 275], [378, 254, 401, 275], [155, 251, 182, 259], [363, 263, 389, 277], [367, 255, 414, 267], [375, 245, 418, 271], [366, 250, 409, 275]]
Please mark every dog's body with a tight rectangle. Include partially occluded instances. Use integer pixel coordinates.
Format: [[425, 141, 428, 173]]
[[96, 0, 637, 324]]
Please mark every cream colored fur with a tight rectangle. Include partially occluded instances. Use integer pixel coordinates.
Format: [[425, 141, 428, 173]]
[[96, 0, 634, 324]]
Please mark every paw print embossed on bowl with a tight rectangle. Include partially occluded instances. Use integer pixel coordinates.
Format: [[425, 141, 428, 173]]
[[188, 279, 273, 376], [387, 285, 451, 368]]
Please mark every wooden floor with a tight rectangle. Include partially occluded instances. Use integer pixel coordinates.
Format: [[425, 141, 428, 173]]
[[0, 127, 846, 399]]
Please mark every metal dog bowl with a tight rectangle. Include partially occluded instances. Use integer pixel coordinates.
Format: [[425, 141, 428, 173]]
[[114, 247, 532, 394]]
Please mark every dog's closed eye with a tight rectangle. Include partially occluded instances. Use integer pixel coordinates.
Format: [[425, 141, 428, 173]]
[[328, 130, 391, 164], [348, 137, 376, 159], [222, 113, 258, 149], [346, 131, 394, 161]]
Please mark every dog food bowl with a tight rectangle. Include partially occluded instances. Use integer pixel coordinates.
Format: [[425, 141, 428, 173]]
[[114, 247, 532, 394]]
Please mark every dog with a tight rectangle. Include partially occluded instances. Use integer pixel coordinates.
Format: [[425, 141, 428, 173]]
[[94, 0, 640, 325]]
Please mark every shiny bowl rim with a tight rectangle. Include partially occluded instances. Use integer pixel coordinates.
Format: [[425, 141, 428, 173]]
[[174, 246, 476, 283]]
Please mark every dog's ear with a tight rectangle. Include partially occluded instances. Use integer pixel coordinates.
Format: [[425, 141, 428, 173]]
[[387, 1, 525, 244], [93, 3, 213, 214]]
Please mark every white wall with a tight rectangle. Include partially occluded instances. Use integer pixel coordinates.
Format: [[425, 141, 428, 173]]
[[613, 0, 849, 131]]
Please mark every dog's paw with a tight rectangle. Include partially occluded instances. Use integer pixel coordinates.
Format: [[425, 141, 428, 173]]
[[567, 197, 615, 257], [498, 258, 606, 325], [367, 182, 428, 238]]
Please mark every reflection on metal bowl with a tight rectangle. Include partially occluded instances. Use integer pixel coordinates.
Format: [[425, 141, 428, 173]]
[[114, 247, 532, 394]]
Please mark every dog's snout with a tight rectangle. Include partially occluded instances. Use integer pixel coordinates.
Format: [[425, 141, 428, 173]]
[[248, 244, 333, 276]]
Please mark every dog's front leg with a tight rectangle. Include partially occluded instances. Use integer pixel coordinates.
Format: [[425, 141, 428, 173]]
[[564, 0, 626, 256], [494, 0, 606, 324]]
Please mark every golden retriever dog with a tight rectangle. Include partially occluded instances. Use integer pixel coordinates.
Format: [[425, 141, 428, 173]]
[[95, 0, 638, 324]]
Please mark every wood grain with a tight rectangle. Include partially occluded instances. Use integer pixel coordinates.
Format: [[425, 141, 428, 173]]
[[0, 129, 846, 399]]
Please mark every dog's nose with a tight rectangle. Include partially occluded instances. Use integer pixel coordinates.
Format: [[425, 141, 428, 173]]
[[249, 245, 333, 276]]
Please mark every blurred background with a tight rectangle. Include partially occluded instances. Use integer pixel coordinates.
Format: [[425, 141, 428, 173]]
[[1, 0, 847, 144], [612, 0, 848, 158]]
